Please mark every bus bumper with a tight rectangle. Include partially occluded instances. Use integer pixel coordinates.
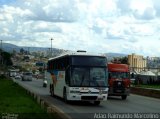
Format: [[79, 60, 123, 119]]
[[67, 93, 108, 101]]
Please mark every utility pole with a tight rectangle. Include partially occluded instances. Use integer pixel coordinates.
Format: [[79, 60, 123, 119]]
[[50, 38, 53, 57]]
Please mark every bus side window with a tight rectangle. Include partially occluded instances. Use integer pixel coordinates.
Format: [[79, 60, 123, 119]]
[[65, 68, 70, 85], [61, 58, 65, 70]]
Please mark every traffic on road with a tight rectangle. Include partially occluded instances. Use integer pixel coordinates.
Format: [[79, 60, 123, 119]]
[[14, 77, 160, 119]]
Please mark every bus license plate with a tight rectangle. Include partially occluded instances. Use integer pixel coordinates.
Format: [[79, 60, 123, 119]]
[[98, 97, 103, 100]]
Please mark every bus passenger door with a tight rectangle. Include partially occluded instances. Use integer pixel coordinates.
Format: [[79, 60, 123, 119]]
[[56, 71, 66, 97]]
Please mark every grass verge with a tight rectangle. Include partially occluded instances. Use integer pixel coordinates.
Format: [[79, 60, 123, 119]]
[[134, 84, 160, 89], [0, 78, 60, 119]]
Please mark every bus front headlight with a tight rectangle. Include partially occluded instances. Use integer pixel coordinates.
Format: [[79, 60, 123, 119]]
[[101, 90, 108, 94]]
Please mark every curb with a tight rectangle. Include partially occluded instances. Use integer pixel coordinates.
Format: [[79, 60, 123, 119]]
[[16, 81, 71, 119], [131, 87, 160, 99]]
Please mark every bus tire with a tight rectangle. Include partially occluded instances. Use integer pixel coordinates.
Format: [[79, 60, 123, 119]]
[[50, 84, 54, 97], [94, 101, 100, 105], [63, 88, 68, 103], [22, 78, 24, 81], [122, 95, 127, 100], [52, 86, 55, 97], [50, 84, 52, 94]]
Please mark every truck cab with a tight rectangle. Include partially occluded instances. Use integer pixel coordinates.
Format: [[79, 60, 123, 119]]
[[108, 63, 131, 100]]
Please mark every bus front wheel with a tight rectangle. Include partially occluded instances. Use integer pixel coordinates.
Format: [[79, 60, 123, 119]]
[[121, 95, 127, 100], [50, 84, 54, 97], [63, 88, 68, 103]]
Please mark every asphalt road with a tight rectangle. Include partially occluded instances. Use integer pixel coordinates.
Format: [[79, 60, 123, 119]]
[[14, 78, 160, 119]]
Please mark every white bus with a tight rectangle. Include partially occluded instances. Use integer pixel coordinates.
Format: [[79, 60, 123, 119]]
[[46, 51, 108, 105]]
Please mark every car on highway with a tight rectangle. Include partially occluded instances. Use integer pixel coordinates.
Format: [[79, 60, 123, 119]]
[[22, 72, 33, 81], [15, 74, 22, 80]]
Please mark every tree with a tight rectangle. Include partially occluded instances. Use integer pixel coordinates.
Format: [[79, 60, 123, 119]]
[[112, 56, 128, 64], [2, 51, 13, 66], [119, 56, 128, 64]]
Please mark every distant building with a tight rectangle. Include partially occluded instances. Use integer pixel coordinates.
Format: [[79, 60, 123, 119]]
[[147, 56, 160, 68], [128, 53, 147, 73]]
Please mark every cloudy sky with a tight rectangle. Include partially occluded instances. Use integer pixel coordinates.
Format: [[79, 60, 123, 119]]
[[0, 0, 160, 56]]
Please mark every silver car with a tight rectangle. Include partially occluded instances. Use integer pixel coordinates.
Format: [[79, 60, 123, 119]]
[[15, 74, 22, 80], [22, 72, 33, 81]]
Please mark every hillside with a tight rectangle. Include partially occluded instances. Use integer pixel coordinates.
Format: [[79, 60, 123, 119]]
[[1, 43, 59, 52], [1, 43, 127, 59]]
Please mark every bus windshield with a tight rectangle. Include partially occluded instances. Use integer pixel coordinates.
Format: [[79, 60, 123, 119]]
[[109, 72, 129, 79], [71, 67, 107, 87]]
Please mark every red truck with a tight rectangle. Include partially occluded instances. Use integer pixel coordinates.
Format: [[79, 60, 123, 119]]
[[108, 63, 131, 100]]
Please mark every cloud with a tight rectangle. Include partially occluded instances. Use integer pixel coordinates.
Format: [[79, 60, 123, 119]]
[[92, 25, 103, 34], [106, 31, 123, 40], [133, 7, 156, 20], [1, 0, 160, 56], [16, 0, 79, 23], [116, 0, 131, 13], [32, 22, 62, 33], [153, 0, 160, 17], [117, 0, 156, 20]]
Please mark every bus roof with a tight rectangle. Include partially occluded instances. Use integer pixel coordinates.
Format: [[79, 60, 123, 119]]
[[48, 51, 106, 61]]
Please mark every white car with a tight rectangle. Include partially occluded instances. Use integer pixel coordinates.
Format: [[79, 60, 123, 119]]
[[15, 75, 21, 80], [22, 72, 33, 81]]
